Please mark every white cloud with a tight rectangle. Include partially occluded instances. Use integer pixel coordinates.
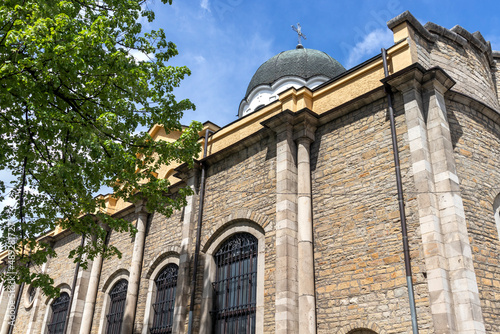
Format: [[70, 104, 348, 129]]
[[345, 29, 394, 69], [193, 55, 206, 64], [200, 0, 210, 12], [128, 49, 153, 63]]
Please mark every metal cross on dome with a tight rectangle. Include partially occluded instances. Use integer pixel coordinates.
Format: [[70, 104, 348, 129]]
[[291, 23, 307, 47]]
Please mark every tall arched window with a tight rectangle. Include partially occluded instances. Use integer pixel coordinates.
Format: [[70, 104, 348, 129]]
[[47, 292, 70, 334], [212, 233, 258, 334], [106, 279, 128, 334], [150, 264, 178, 334]]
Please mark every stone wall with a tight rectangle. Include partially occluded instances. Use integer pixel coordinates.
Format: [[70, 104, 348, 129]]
[[311, 96, 433, 333], [197, 133, 277, 333], [412, 20, 499, 112], [13, 232, 84, 334], [447, 95, 500, 333]]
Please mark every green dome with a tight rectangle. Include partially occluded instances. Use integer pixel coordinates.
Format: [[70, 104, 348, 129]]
[[245, 47, 346, 98]]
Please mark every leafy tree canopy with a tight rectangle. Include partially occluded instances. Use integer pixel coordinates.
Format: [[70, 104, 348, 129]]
[[0, 0, 202, 297]]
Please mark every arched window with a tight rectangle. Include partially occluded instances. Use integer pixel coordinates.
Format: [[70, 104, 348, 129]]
[[47, 292, 70, 334], [347, 330, 377, 334], [150, 264, 178, 334], [212, 233, 258, 334], [106, 279, 128, 334]]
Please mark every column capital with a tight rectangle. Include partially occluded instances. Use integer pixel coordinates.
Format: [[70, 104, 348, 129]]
[[261, 109, 295, 135], [133, 198, 148, 215], [293, 110, 318, 143], [421, 68, 456, 95], [382, 63, 455, 95], [261, 108, 318, 142]]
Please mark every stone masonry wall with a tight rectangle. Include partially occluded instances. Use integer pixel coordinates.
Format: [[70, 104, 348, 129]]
[[412, 22, 499, 112], [13, 232, 84, 334], [312, 96, 433, 333], [196, 134, 277, 333], [447, 96, 500, 333]]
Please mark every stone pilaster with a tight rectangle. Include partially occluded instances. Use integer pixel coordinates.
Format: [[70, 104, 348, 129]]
[[264, 111, 299, 334], [80, 225, 109, 334], [172, 169, 199, 334], [122, 199, 149, 334], [393, 68, 457, 333], [66, 238, 92, 334], [388, 65, 486, 333], [422, 72, 485, 334], [295, 113, 317, 334]]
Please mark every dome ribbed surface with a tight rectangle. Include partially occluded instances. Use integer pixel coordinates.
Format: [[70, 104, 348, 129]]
[[245, 48, 345, 98]]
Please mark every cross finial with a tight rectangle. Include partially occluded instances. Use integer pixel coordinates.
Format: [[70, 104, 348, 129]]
[[291, 23, 307, 49]]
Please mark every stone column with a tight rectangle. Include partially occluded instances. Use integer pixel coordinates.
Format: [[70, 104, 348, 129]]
[[172, 169, 199, 334], [296, 136, 316, 334], [122, 200, 148, 334], [422, 73, 485, 333], [263, 111, 299, 334], [294, 113, 318, 334], [80, 227, 108, 334]]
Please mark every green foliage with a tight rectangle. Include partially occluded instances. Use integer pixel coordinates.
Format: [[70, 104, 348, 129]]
[[0, 0, 202, 297]]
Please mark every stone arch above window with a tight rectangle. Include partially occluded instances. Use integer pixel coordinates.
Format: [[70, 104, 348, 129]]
[[338, 321, 385, 334], [494, 193, 500, 240], [202, 214, 268, 253], [347, 330, 378, 334]]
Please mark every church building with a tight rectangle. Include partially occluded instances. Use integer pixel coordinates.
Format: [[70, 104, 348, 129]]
[[1, 10, 500, 334]]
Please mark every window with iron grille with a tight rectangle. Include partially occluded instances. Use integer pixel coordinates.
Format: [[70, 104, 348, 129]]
[[28, 286, 36, 303], [47, 292, 70, 334], [212, 233, 257, 334], [150, 264, 178, 334], [106, 279, 128, 334]]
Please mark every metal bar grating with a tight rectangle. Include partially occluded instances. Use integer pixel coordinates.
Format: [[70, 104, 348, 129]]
[[150, 264, 178, 334], [212, 233, 257, 334], [106, 279, 128, 334], [47, 292, 70, 334]]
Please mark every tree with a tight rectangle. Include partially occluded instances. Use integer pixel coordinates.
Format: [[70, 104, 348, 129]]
[[0, 0, 202, 297]]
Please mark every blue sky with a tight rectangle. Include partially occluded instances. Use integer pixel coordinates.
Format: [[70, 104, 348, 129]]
[[143, 0, 500, 128], [1, 0, 500, 211]]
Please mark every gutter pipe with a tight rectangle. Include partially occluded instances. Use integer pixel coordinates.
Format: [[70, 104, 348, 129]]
[[187, 129, 213, 334], [381, 48, 419, 334]]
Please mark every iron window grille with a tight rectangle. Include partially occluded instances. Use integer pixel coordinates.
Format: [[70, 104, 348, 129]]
[[28, 286, 36, 304], [212, 233, 257, 334], [150, 264, 179, 334], [106, 279, 128, 334], [47, 292, 70, 334]]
